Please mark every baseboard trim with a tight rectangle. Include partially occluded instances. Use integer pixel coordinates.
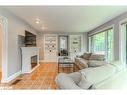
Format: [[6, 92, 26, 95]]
[[39, 60, 45, 62], [29, 64, 40, 73], [39, 60, 58, 63], [1, 70, 22, 83]]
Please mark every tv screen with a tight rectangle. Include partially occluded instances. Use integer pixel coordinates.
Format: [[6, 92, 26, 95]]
[[25, 30, 36, 47]]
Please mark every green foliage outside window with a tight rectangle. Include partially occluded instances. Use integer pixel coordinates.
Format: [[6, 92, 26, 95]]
[[89, 28, 113, 62]]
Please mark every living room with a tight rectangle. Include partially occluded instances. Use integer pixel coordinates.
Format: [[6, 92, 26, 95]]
[[0, 6, 127, 90]]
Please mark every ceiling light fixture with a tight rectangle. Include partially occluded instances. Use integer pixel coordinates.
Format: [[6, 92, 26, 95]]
[[35, 18, 40, 24]]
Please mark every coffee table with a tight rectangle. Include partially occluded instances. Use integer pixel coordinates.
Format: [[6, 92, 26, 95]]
[[58, 57, 75, 73]]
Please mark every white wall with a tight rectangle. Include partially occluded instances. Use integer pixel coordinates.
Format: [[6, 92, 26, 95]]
[[0, 24, 2, 72], [0, 9, 39, 78], [36, 33, 44, 60], [83, 32, 88, 53]]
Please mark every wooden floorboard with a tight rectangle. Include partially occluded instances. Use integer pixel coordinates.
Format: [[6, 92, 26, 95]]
[[0, 62, 74, 89]]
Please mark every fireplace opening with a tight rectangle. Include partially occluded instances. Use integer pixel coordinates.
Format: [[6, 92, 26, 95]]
[[31, 55, 37, 69]]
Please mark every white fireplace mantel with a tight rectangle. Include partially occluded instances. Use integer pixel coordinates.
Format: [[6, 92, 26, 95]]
[[21, 47, 40, 73]]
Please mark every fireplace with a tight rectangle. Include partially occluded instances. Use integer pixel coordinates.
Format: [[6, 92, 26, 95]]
[[21, 47, 40, 73], [31, 55, 37, 69]]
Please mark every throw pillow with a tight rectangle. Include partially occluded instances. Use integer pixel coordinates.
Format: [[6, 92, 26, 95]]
[[82, 53, 92, 60], [89, 54, 105, 61], [88, 60, 106, 67]]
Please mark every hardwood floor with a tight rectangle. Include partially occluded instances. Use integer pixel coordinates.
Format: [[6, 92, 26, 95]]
[[0, 62, 74, 90]]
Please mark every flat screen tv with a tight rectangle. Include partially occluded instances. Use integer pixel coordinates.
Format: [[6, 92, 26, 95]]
[[25, 30, 36, 47]]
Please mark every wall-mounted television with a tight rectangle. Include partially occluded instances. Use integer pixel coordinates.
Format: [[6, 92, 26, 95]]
[[25, 30, 36, 47]]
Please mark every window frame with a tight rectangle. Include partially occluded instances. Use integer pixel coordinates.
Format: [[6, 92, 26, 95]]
[[119, 18, 127, 65], [88, 25, 114, 62]]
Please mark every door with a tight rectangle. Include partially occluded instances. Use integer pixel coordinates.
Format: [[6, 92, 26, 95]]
[[44, 34, 58, 62]]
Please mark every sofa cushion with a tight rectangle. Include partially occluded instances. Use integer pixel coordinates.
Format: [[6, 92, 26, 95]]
[[82, 53, 92, 60], [55, 73, 81, 89], [88, 60, 107, 67], [89, 54, 105, 61], [77, 73, 93, 89], [68, 72, 82, 84], [92, 69, 127, 89], [81, 64, 116, 84]]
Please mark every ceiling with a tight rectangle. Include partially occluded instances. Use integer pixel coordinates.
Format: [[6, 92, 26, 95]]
[[4, 6, 127, 33]]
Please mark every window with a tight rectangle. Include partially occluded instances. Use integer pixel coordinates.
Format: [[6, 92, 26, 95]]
[[89, 28, 113, 62], [107, 29, 113, 62], [90, 32, 105, 54]]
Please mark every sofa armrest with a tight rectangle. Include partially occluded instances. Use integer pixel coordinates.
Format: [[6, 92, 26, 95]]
[[75, 58, 88, 69], [67, 72, 82, 84], [55, 73, 82, 89]]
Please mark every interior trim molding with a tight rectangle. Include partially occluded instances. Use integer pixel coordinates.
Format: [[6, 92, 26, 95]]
[[40, 60, 58, 63], [39, 60, 45, 62], [88, 24, 114, 36], [0, 15, 8, 83], [119, 18, 127, 64], [1, 70, 22, 83], [29, 64, 40, 73]]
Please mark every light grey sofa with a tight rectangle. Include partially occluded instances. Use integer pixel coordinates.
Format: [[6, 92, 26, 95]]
[[75, 53, 106, 71], [55, 61, 126, 89]]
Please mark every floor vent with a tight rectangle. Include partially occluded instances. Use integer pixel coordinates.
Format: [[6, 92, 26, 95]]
[[11, 79, 22, 85]]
